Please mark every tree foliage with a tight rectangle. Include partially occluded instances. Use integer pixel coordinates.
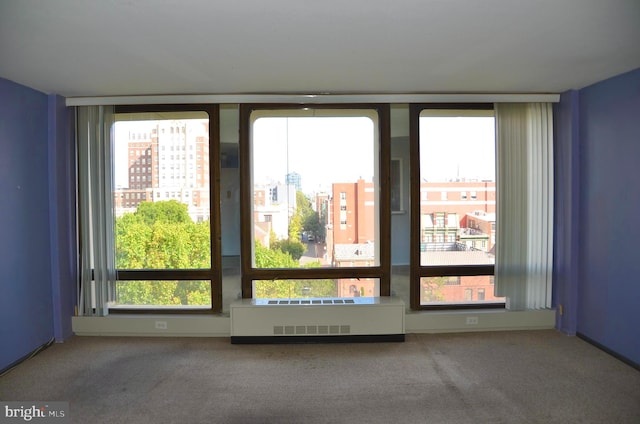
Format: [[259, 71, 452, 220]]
[[296, 191, 322, 239], [272, 238, 306, 260], [253, 241, 336, 298], [288, 213, 303, 241], [421, 276, 447, 302], [135, 200, 191, 226], [115, 201, 211, 306], [115, 197, 334, 306], [254, 240, 298, 268]]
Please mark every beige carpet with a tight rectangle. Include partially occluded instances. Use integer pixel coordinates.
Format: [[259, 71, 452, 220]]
[[1, 331, 639, 424]]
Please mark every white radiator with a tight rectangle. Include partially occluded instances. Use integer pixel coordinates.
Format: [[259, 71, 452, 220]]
[[230, 297, 405, 343]]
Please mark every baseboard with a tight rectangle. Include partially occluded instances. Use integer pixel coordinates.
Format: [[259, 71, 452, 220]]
[[577, 332, 640, 371], [1, 338, 54, 376], [405, 308, 556, 333], [72, 309, 556, 337], [72, 315, 230, 337]]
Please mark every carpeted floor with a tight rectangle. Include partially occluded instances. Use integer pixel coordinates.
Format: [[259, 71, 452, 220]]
[[1, 331, 639, 424]]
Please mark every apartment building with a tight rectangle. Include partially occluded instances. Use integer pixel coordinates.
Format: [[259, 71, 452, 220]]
[[113, 120, 210, 222]]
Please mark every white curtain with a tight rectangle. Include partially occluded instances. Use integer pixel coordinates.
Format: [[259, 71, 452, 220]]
[[77, 106, 115, 316], [494, 103, 554, 310]]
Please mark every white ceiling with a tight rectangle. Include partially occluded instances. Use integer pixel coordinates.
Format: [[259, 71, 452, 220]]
[[1, 0, 639, 98]]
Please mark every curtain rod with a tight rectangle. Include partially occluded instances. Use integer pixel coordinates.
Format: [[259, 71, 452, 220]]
[[66, 93, 560, 107]]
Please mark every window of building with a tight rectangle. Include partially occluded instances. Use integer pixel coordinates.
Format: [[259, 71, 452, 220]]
[[108, 105, 221, 313], [240, 105, 391, 300], [410, 105, 505, 310], [464, 288, 473, 301], [444, 276, 461, 286]]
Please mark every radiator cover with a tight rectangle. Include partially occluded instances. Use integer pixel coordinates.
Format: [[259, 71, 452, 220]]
[[230, 297, 405, 343]]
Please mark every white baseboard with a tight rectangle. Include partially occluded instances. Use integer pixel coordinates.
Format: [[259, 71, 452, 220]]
[[72, 315, 230, 337], [72, 308, 555, 337], [405, 309, 556, 333]]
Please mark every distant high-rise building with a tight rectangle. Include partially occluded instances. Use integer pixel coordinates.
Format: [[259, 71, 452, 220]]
[[285, 172, 302, 191]]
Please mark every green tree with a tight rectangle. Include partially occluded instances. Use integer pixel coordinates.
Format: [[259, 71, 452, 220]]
[[253, 241, 337, 299], [303, 213, 321, 239], [114, 201, 211, 306], [294, 190, 324, 240], [272, 238, 306, 260], [135, 200, 191, 226], [421, 276, 447, 302], [296, 191, 314, 218], [254, 240, 298, 268], [288, 213, 303, 241]]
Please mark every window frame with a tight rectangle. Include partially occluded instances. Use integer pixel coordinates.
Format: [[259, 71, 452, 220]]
[[109, 104, 222, 314], [409, 103, 504, 310], [239, 103, 391, 299]]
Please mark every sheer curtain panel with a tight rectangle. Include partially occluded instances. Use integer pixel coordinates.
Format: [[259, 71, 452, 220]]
[[494, 103, 554, 310], [77, 106, 116, 316]]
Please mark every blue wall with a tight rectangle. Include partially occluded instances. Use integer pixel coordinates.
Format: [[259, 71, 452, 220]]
[[575, 68, 640, 365], [48, 94, 76, 342], [0, 78, 55, 370]]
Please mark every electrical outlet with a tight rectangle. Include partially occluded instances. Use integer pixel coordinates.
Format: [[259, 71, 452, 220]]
[[155, 320, 168, 330], [466, 316, 478, 325]]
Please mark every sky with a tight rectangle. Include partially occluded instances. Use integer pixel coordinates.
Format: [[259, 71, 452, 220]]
[[252, 116, 375, 194], [419, 116, 495, 182], [252, 115, 496, 193], [112, 113, 496, 193]]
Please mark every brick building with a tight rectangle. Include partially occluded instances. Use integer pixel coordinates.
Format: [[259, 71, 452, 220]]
[[113, 120, 210, 222]]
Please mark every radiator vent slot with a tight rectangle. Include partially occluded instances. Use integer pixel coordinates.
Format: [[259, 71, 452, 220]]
[[273, 324, 351, 335], [267, 299, 355, 305]]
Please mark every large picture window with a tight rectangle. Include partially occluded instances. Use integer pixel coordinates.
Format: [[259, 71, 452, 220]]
[[239, 105, 391, 300], [109, 105, 221, 312], [410, 105, 505, 309]]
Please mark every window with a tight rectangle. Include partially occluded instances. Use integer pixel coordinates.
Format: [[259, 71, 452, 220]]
[[109, 105, 221, 313], [464, 288, 473, 301], [240, 105, 391, 300], [410, 105, 505, 310], [444, 276, 461, 285]]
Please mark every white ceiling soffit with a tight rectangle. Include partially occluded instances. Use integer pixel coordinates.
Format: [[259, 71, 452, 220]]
[[1, 0, 639, 98]]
